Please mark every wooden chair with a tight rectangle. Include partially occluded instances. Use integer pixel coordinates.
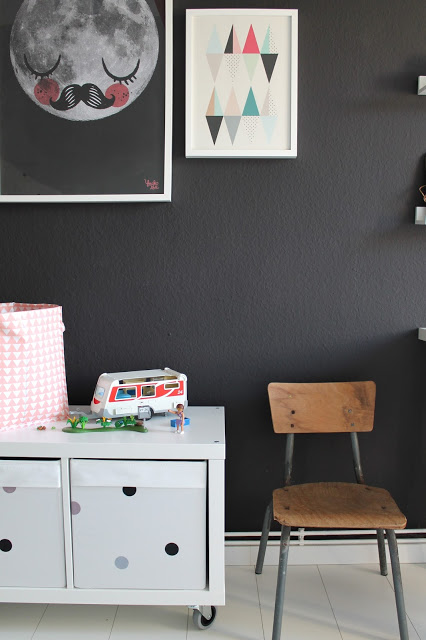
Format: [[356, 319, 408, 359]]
[[255, 381, 408, 640]]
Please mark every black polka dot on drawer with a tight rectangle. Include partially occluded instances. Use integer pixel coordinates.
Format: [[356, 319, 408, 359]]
[[122, 487, 137, 496], [0, 539, 12, 552], [165, 543, 179, 556]]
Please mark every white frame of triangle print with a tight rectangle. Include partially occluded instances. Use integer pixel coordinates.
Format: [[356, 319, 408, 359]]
[[186, 8, 297, 158]]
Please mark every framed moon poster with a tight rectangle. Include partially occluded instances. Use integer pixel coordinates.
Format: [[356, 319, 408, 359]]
[[0, 0, 172, 202], [186, 8, 297, 159]]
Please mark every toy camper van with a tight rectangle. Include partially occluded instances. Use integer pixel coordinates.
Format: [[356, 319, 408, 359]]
[[90, 368, 187, 419]]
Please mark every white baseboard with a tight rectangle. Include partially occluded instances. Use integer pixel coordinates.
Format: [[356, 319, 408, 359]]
[[225, 531, 426, 566]]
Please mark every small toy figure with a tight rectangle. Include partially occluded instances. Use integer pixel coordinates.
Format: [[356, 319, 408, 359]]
[[168, 404, 185, 434]]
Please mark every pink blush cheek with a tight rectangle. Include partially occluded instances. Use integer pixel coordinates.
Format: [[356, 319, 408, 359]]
[[105, 83, 129, 107], [34, 78, 60, 105]]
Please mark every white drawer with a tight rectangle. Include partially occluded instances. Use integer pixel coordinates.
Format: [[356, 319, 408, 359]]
[[70, 459, 207, 590], [0, 459, 66, 587]]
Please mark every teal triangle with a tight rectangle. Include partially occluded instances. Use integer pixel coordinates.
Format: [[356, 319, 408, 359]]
[[261, 26, 270, 54], [214, 90, 223, 116], [242, 88, 259, 116], [261, 115, 277, 143], [207, 26, 222, 54]]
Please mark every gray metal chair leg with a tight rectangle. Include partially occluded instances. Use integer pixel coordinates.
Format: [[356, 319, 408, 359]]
[[377, 528, 388, 576], [386, 529, 409, 640], [255, 500, 273, 575], [272, 526, 291, 640]]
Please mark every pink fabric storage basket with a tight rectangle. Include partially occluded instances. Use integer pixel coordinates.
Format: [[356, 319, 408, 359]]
[[0, 303, 69, 431]]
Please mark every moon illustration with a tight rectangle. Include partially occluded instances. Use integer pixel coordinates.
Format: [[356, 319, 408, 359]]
[[10, 0, 159, 121]]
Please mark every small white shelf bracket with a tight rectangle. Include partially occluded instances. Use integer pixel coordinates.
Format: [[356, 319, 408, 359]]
[[415, 207, 426, 224], [418, 77, 426, 95], [418, 328, 426, 341]]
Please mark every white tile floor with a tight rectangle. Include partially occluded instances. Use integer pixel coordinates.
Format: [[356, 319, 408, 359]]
[[0, 564, 425, 639]]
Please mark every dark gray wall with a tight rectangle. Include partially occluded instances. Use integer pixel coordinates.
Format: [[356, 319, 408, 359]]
[[2, 0, 426, 530]]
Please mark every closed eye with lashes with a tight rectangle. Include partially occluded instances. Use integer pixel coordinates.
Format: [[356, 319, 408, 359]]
[[102, 58, 140, 85], [24, 54, 61, 79]]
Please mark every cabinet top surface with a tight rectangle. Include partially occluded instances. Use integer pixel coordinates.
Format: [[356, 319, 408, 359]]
[[0, 406, 225, 460]]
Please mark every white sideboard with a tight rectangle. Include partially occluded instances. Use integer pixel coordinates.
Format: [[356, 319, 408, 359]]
[[0, 406, 225, 613]]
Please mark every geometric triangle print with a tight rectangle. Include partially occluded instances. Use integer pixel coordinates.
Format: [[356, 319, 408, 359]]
[[261, 88, 270, 116], [233, 28, 241, 54], [224, 116, 241, 144], [261, 53, 278, 82], [225, 26, 234, 53], [261, 88, 276, 117], [242, 87, 259, 116], [206, 116, 223, 144], [225, 88, 241, 116], [214, 89, 223, 116], [206, 53, 223, 81], [207, 25, 222, 54], [243, 25, 260, 53], [244, 54, 259, 81], [261, 26, 270, 54], [225, 54, 241, 80], [242, 115, 258, 142], [261, 115, 277, 143], [206, 89, 215, 116], [206, 88, 223, 116]]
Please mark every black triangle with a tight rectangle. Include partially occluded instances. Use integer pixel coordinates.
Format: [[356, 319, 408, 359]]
[[225, 26, 233, 53], [206, 116, 223, 144], [261, 53, 278, 82]]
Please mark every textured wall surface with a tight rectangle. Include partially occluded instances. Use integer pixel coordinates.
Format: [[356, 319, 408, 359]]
[[2, 0, 426, 529]]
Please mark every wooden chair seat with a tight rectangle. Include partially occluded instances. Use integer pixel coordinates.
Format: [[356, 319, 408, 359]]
[[273, 482, 407, 529]]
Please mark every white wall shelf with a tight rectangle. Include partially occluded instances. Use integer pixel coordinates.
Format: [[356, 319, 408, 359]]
[[418, 328, 426, 341], [415, 207, 426, 224], [418, 77, 426, 95]]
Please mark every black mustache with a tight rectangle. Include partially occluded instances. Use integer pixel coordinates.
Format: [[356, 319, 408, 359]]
[[50, 83, 115, 111]]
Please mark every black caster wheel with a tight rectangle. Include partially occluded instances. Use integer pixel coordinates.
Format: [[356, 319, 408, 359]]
[[192, 606, 217, 629]]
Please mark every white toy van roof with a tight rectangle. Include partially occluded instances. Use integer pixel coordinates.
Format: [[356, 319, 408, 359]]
[[99, 368, 186, 384]]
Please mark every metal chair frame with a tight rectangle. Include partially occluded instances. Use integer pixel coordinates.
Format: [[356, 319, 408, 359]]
[[256, 426, 409, 640]]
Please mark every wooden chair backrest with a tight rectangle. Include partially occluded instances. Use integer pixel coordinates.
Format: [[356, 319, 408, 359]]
[[268, 381, 376, 433]]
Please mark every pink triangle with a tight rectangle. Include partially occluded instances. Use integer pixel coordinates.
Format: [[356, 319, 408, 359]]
[[243, 25, 260, 54], [206, 89, 215, 116], [233, 29, 241, 54], [225, 88, 241, 116]]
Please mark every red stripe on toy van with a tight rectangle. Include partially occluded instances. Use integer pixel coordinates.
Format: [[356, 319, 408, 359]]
[[154, 385, 182, 398]]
